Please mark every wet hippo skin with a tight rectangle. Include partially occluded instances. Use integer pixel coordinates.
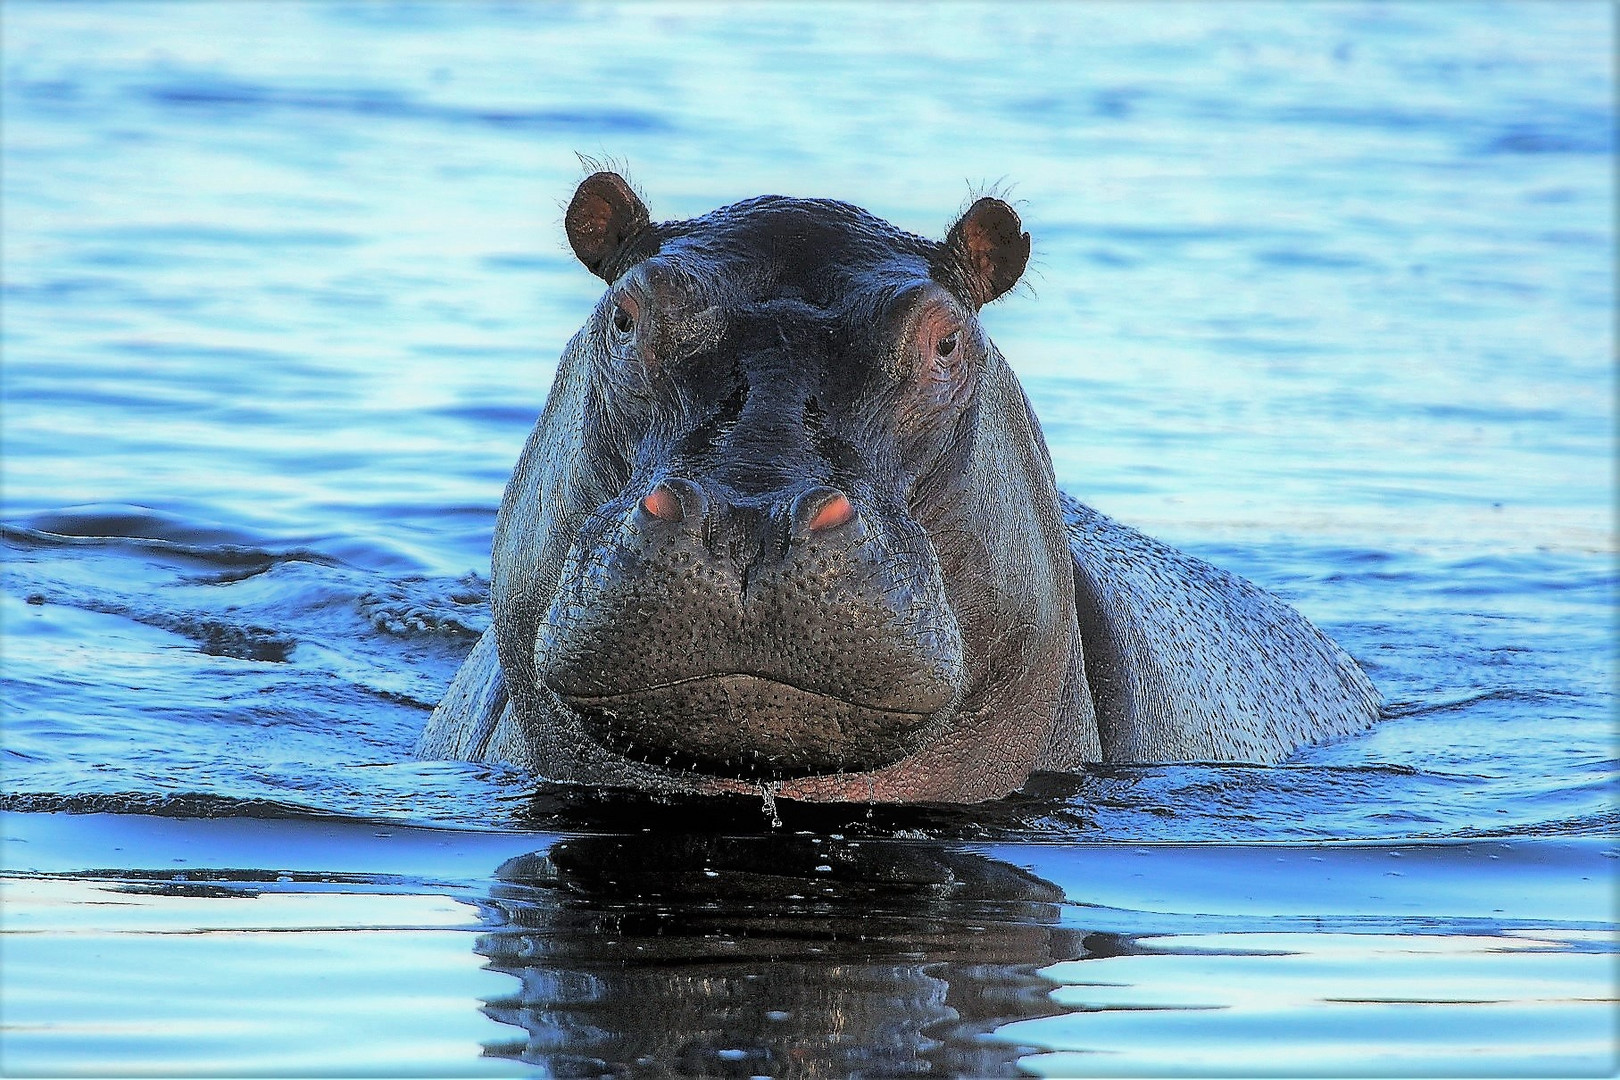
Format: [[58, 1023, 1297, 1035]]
[[416, 173, 1380, 804]]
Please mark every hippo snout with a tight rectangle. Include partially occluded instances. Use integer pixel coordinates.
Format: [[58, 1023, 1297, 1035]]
[[534, 477, 966, 778]]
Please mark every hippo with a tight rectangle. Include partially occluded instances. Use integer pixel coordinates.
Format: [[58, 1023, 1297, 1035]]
[[417, 172, 1380, 804]]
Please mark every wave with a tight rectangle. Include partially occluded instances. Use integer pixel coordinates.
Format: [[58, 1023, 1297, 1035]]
[[0, 790, 352, 821], [136, 78, 671, 136], [1381, 686, 1582, 718]]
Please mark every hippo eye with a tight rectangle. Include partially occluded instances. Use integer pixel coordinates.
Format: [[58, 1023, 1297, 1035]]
[[610, 300, 636, 337], [607, 293, 642, 346], [902, 298, 976, 416]]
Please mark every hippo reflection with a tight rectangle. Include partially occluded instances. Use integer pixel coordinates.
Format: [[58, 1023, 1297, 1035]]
[[419, 174, 1380, 803], [473, 833, 1138, 1076]]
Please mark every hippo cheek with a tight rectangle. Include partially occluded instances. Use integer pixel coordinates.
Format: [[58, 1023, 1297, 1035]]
[[557, 675, 949, 778]]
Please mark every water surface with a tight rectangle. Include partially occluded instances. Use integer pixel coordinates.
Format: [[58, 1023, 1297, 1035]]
[[2, 2, 1614, 1075]]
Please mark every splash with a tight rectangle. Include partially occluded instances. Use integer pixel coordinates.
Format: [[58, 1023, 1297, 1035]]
[[759, 781, 783, 829]]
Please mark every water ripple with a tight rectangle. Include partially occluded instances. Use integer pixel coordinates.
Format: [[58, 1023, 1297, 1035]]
[[138, 79, 672, 135]]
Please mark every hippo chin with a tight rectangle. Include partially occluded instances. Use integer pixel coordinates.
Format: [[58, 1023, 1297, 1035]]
[[417, 172, 1381, 805]]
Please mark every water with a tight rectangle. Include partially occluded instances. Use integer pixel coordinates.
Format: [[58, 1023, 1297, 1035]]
[[2, 1, 1614, 1074]]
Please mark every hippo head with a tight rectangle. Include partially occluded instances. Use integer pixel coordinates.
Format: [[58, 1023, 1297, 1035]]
[[487, 173, 1093, 802]]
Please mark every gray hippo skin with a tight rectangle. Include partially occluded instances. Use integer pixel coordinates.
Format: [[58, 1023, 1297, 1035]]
[[417, 173, 1380, 804]]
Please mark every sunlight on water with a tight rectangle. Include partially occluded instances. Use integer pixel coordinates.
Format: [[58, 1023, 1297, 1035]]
[[1016, 932, 1617, 1076], [2, 877, 525, 1077]]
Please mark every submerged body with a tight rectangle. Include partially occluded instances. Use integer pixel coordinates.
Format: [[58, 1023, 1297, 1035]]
[[418, 174, 1379, 803]]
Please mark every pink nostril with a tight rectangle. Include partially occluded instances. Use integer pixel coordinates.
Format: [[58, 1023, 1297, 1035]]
[[807, 492, 855, 532], [641, 483, 684, 523]]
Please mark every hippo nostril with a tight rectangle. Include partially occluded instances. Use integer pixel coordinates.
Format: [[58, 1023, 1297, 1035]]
[[809, 493, 854, 531], [638, 477, 708, 529], [792, 487, 857, 537], [642, 484, 684, 523]]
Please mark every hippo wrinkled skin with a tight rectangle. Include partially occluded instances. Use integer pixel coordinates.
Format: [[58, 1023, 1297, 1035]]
[[417, 173, 1380, 804]]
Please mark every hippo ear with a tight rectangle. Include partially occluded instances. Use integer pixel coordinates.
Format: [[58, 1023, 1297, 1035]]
[[566, 171, 651, 281], [936, 197, 1031, 307]]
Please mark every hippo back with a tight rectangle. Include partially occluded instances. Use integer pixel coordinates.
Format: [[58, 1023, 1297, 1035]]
[[1062, 493, 1379, 764]]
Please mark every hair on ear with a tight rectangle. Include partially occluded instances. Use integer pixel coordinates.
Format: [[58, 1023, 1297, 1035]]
[[574, 153, 641, 191], [965, 181, 1044, 302], [565, 166, 651, 281], [936, 196, 1031, 308]]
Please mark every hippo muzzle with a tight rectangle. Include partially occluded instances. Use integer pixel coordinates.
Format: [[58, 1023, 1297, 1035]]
[[535, 474, 966, 777]]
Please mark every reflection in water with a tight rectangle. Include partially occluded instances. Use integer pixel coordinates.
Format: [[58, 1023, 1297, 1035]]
[[474, 833, 1132, 1077], [7, 828, 1612, 1078]]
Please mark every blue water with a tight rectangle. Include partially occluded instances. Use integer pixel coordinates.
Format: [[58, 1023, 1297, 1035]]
[[2, 2, 1614, 1074]]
